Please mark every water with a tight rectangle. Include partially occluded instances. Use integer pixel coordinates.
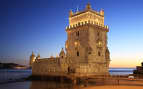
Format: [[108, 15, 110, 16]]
[[0, 68, 136, 89], [109, 68, 135, 75], [0, 69, 31, 83], [0, 68, 134, 83]]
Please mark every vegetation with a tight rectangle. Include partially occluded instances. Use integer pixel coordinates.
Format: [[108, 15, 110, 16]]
[[0, 62, 26, 69]]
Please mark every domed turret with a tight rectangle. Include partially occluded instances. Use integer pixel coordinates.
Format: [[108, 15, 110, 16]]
[[29, 51, 36, 67], [86, 3, 92, 10], [105, 48, 110, 59], [59, 48, 65, 58], [36, 53, 40, 59], [100, 9, 104, 16], [69, 10, 73, 17]]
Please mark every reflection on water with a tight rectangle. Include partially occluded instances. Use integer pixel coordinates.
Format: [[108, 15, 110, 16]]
[[0, 68, 135, 89], [29, 78, 117, 89], [30, 81, 80, 89], [0, 68, 134, 83]]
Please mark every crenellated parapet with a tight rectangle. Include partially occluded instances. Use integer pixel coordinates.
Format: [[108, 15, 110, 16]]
[[69, 3, 105, 27], [69, 3, 104, 18], [70, 9, 104, 18], [66, 20, 109, 31]]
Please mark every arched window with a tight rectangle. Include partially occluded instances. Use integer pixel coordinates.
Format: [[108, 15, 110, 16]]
[[98, 51, 101, 56], [76, 31, 79, 36], [88, 52, 91, 54], [97, 32, 100, 36], [77, 51, 79, 56]]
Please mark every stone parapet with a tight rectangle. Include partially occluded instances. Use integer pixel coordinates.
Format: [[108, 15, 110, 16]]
[[66, 20, 108, 31]]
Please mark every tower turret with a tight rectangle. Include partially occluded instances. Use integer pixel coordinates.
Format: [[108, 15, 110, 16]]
[[59, 48, 65, 59], [85, 3, 92, 10], [69, 10, 73, 17], [29, 51, 35, 67], [36, 53, 40, 59], [100, 9, 104, 16]]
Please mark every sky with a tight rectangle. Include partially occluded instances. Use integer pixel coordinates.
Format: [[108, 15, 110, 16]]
[[0, 0, 143, 68]]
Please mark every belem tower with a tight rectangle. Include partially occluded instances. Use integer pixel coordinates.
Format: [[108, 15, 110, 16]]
[[30, 3, 110, 76]]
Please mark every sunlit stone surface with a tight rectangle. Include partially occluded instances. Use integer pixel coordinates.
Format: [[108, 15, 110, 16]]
[[31, 3, 110, 76]]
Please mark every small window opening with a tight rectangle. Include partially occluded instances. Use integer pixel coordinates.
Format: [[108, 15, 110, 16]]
[[76, 31, 79, 36], [77, 51, 79, 56], [88, 52, 91, 54], [98, 52, 101, 56], [97, 32, 100, 36]]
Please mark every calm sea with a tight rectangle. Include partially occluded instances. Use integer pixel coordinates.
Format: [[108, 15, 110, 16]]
[[109, 68, 135, 75], [0, 69, 32, 83], [0, 68, 136, 89], [0, 68, 135, 83]]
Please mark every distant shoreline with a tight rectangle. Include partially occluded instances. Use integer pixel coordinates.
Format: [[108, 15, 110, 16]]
[[0, 62, 29, 70]]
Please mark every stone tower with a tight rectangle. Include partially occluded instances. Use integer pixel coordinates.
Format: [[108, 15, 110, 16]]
[[65, 3, 110, 75], [29, 51, 36, 67]]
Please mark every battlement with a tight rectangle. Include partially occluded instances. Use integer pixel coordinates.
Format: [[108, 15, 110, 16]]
[[70, 9, 103, 17], [66, 20, 109, 31], [69, 3, 105, 26], [36, 57, 60, 63]]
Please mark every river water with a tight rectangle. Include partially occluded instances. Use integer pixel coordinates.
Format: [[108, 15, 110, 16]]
[[0, 68, 135, 89]]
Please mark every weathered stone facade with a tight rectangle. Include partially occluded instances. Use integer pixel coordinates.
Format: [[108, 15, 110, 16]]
[[32, 3, 110, 76]]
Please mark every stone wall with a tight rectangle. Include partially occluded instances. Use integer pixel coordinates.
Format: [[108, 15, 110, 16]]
[[32, 58, 64, 76]]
